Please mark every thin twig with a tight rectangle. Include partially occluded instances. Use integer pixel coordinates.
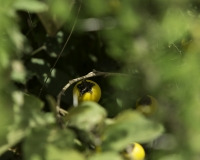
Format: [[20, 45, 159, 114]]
[[31, 45, 46, 56], [26, 12, 34, 36], [170, 43, 182, 60], [38, 1, 81, 97], [56, 69, 136, 116]]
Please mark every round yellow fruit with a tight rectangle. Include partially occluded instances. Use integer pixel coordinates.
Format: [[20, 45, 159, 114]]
[[136, 95, 158, 116], [73, 79, 101, 104], [123, 143, 145, 160]]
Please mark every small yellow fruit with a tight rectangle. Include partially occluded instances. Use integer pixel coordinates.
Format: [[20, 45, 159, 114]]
[[123, 142, 145, 160], [136, 95, 158, 116], [73, 79, 101, 104]]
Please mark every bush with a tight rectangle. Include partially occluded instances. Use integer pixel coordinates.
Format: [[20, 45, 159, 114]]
[[0, 0, 200, 160]]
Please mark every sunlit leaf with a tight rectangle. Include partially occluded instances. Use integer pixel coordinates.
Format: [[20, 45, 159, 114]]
[[13, 0, 48, 12], [102, 110, 164, 151], [23, 94, 44, 110], [66, 101, 107, 132], [46, 146, 84, 160], [88, 152, 123, 160], [159, 154, 184, 160], [162, 8, 189, 43], [0, 129, 26, 155], [11, 60, 26, 83], [23, 127, 77, 160]]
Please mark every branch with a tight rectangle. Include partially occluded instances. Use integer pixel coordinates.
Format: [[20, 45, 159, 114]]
[[56, 69, 136, 116]]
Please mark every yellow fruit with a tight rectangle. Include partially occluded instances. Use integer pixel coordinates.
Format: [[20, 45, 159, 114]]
[[123, 143, 145, 160], [73, 79, 101, 104], [136, 95, 158, 116]]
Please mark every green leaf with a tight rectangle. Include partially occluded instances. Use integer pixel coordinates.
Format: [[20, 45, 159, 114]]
[[11, 60, 26, 83], [48, 0, 72, 21], [13, 0, 48, 12], [66, 101, 107, 146], [23, 127, 78, 160], [22, 95, 55, 128], [87, 0, 109, 16], [161, 8, 189, 43], [66, 101, 107, 132], [0, 93, 15, 154], [24, 94, 44, 110], [0, 129, 26, 155], [102, 110, 164, 151], [159, 154, 184, 160], [13, 94, 55, 129], [46, 146, 84, 160], [88, 152, 123, 160]]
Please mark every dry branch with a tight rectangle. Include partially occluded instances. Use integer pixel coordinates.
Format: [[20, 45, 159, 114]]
[[56, 69, 134, 116]]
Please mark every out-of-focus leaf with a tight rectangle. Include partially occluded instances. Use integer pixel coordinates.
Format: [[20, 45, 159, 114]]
[[22, 98, 55, 128], [48, 0, 72, 21], [46, 95, 57, 114], [0, 48, 10, 69], [37, 12, 64, 37], [7, 26, 25, 52], [0, 129, 26, 155], [162, 8, 189, 43], [1, 92, 25, 154], [159, 154, 184, 160], [66, 101, 107, 145], [11, 60, 26, 83], [116, 98, 122, 108], [152, 134, 177, 150], [88, 152, 123, 160], [0, 92, 14, 154], [0, 93, 54, 155], [87, 0, 109, 16], [66, 101, 107, 132], [23, 94, 44, 110], [119, 7, 140, 32], [13, 93, 55, 131], [102, 110, 164, 151], [46, 146, 84, 160], [23, 127, 79, 160], [37, 0, 73, 36], [13, 0, 48, 12]]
